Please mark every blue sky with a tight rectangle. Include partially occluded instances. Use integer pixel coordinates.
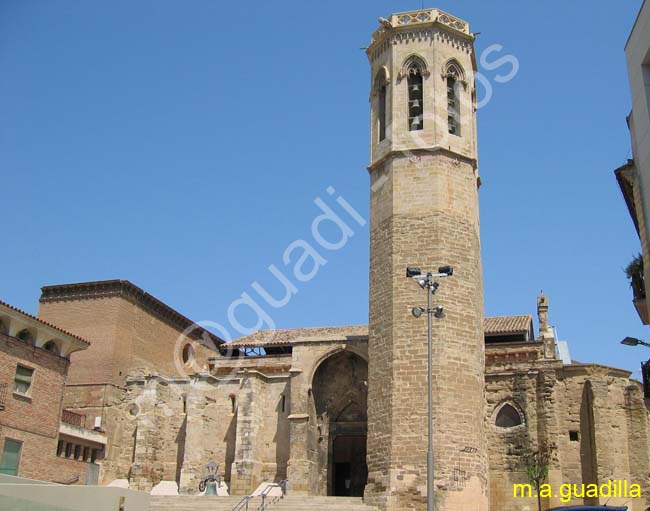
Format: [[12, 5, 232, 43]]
[[1, 1, 647, 374]]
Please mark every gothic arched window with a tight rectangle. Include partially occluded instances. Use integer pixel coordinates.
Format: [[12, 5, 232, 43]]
[[495, 403, 523, 428], [444, 60, 464, 136], [399, 55, 429, 132], [374, 69, 389, 142]]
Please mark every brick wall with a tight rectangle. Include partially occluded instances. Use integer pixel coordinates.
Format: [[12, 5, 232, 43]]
[[0, 333, 87, 484], [38, 297, 121, 385], [39, 294, 217, 387]]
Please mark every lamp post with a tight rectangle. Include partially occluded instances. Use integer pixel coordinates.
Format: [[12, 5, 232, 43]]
[[406, 265, 453, 511], [621, 336, 650, 348], [621, 337, 650, 399]]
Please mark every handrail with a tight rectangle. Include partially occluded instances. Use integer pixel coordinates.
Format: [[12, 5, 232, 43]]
[[232, 495, 253, 511], [258, 480, 288, 511], [232, 480, 288, 511]]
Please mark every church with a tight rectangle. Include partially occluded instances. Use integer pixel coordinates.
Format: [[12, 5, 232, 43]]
[[31, 7, 650, 511]]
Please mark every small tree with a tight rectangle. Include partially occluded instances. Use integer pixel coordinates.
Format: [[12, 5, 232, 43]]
[[522, 442, 557, 511]]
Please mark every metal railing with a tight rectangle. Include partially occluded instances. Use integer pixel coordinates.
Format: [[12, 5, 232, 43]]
[[232, 480, 288, 511], [0, 383, 7, 410], [61, 409, 86, 429], [232, 496, 253, 511]]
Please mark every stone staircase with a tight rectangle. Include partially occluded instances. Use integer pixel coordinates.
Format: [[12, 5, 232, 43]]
[[149, 495, 379, 511]]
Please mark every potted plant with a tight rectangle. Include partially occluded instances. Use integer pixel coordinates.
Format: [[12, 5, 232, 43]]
[[626, 254, 648, 323]]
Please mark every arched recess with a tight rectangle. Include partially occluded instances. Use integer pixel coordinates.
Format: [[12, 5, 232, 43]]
[[442, 58, 466, 83], [373, 67, 390, 142], [399, 54, 428, 131], [442, 59, 466, 136], [42, 340, 61, 356], [16, 328, 36, 346], [398, 54, 430, 81], [492, 400, 526, 429], [307, 346, 368, 386], [311, 350, 368, 497], [373, 66, 390, 91], [580, 381, 599, 505]]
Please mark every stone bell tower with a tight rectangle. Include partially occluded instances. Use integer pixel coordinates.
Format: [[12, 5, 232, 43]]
[[365, 8, 488, 511]]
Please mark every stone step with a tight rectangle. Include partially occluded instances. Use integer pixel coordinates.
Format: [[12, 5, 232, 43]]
[[149, 495, 378, 511]]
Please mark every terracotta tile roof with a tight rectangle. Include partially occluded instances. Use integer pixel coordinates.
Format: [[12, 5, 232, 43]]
[[483, 315, 532, 336], [0, 299, 91, 345], [229, 325, 369, 348], [229, 316, 533, 348]]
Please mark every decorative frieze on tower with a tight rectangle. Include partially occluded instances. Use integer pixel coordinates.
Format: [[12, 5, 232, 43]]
[[365, 9, 488, 510]]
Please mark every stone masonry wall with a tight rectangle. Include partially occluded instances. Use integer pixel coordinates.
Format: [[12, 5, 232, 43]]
[[178, 375, 241, 494], [485, 361, 650, 511], [367, 152, 488, 511], [366, 14, 487, 510], [108, 363, 290, 496], [287, 340, 369, 495]]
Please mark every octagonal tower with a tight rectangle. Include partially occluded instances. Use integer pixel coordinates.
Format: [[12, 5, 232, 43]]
[[365, 8, 488, 510]]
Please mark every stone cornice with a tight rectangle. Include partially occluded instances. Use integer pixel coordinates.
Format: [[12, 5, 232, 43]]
[[486, 366, 557, 379], [126, 373, 240, 387], [40, 279, 224, 346], [559, 363, 632, 379], [367, 146, 478, 173], [368, 26, 473, 64], [367, 9, 474, 62], [237, 369, 290, 382]]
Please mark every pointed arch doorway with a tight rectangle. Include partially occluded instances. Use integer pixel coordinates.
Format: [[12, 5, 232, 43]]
[[312, 350, 368, 497]]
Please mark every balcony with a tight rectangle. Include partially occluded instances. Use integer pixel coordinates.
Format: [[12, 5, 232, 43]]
[[61, 409, 86, 429], [59, 410, 106, 447], [0, 382, 7, 410], [626, 254, 648, 325]]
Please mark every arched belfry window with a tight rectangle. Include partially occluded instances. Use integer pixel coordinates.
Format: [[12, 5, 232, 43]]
[[495, 402, 524, 428], [444, 60, 465, 136], [400, 55, 429, 132], [374, 68, 389, 142], [408, 70, 423, 131]]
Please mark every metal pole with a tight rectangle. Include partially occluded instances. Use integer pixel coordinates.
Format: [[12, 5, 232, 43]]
[[427, 278, 434, 511]]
